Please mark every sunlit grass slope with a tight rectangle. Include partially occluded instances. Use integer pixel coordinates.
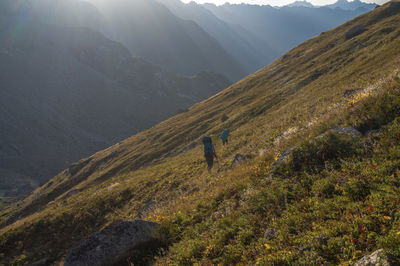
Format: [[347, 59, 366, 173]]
[[1, 1, 400, 264]]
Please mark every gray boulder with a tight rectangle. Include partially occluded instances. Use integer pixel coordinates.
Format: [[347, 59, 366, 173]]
[[232, 154, 247, 167], [343, 88, 362, 98], [263, 228, 276, 240], [64, 220, 162, 266], [354, 249, 389, 266]]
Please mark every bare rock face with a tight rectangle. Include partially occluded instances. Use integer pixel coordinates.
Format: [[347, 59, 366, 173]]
[[64, 220, 161, 266], [354, 249, 389, 266]]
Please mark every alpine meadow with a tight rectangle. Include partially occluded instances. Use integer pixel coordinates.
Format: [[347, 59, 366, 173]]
[[1, 0, 400, 265]]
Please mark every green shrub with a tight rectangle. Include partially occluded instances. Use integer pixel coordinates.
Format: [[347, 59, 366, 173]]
[[276, 132, 362, 176], [312, 176, 337, 198], [343, 175, 371, 202]]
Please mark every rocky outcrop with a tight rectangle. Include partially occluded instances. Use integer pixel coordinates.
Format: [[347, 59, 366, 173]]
[[345, 24, 366, 39], [354, 249, 389, 266], [343, 88, 363, 98], [330, 127, 362, 137], [269, 146, 297, 175], [316, 127, 362, 140], [64, 220, 162, 266]]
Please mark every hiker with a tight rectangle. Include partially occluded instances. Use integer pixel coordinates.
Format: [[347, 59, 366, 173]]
[[202, 136, 217, 172], [220, 129, 229, 145]]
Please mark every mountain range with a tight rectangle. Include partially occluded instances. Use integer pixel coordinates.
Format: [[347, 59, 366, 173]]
[[203, 2, 371, 57], [0, 1, 399, 264], [325, 0, 378, 10], [287, 0, 377, 9]]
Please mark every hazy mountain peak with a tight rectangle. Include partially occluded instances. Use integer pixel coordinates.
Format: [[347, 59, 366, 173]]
[[326, 0, 377, 10], [286, 0, 314, 8]]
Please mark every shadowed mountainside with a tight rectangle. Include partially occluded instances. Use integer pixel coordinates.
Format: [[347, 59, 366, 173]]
[[0, 10, 230, 198], [86, 0, 247, 82]]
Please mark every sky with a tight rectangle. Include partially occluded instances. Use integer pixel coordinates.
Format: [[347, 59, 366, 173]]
[[181, 0, 388, 7]]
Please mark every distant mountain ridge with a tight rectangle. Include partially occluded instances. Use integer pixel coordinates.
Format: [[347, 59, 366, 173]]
[[325, 0, 377, 10], [285, 0, 377, 10], [159, 0, 373, 74], [203, 2, 369, 56], [286, 1, 314, 8], [158, 0, 279, 74]]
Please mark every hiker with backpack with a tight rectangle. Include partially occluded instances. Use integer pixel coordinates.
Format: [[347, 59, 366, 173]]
[[220, 129, 229, 145], [202, 136, 217, 172]]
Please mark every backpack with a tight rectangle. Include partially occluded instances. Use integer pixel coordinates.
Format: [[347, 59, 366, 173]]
[[202, 136, 213, 156], [220, 129, 229, 141]]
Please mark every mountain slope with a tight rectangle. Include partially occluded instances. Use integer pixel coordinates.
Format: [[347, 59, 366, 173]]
[[86, 0, 247, 81], [1, 1, 400, 265], [204, 3, 370, 55], [0, 11, 230, 199], [158, 0, 279, 74]]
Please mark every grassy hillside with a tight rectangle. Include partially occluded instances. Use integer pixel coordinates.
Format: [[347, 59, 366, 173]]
[[1, 1, 400, 264]]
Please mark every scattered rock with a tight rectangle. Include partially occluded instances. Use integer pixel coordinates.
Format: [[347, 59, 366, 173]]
[[232, 154, 247, 167], [365, 129, 382, 137], [354, 249, 389, 266], [263, 228, 276, 240], [330, 127, 362, 137], [316, 127, 362, 139], [269, 145, 297, 175], [343, 88, 363, 98], [274, 127, 299, 145], [345, 24, 366, 40], [64, 220, 162, 266], [28, 257, 49, 266], [65, 189, 80, 198]]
